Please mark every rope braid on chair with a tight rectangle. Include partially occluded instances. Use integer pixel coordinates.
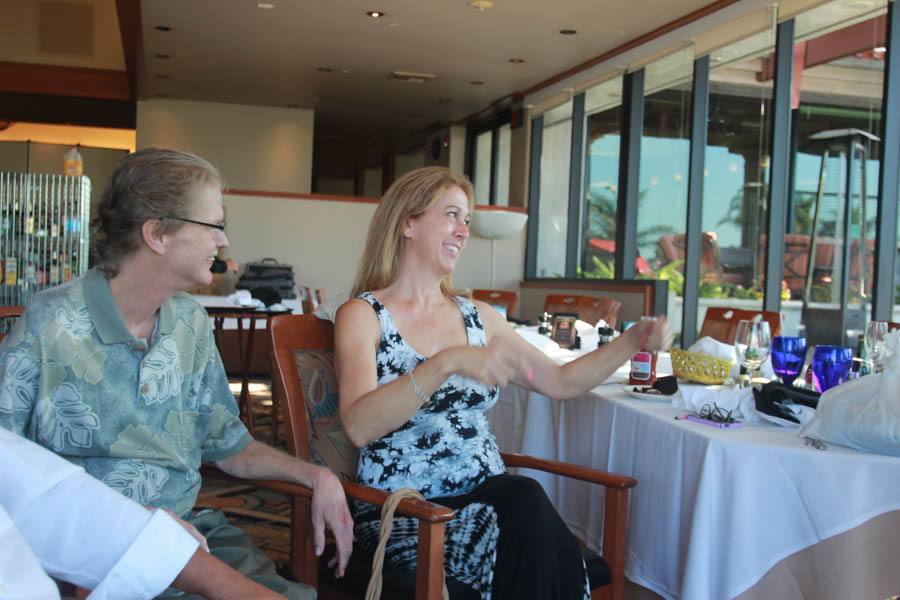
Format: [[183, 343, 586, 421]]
[[365, 488, 450, 600]]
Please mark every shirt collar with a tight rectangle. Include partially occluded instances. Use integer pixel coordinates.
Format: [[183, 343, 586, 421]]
[[84, 268, 176, 344]]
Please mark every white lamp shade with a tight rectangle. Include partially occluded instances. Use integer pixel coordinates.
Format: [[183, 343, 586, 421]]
[[470, 209, 528, 239]]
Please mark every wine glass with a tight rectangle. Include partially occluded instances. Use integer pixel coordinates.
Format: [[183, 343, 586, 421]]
[[864, 320, 888, 374], [771, 336, 806, 386], [811, 345, 854, 392], [734, 319, 772, 386]]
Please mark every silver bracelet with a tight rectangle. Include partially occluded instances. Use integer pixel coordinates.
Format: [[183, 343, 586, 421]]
[[408, 369, 431, 407]]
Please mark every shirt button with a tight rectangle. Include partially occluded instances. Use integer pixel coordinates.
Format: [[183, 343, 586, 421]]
[[141, 385, 149, 394]]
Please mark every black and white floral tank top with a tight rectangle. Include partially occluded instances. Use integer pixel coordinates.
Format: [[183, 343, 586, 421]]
[[355, 291, 506, 507]]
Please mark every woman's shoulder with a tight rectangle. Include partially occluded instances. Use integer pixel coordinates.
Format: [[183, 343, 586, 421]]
[[335, 296, 378, 326]]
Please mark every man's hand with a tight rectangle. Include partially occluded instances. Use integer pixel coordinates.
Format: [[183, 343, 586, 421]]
[[146, 506, 210, 552], [310, 466, 354, 578]]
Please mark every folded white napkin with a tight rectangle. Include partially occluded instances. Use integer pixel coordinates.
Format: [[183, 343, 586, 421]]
[[673, 382, 813, 428], [673, 384, 755, 418], [227, 289, 263, 308], [687, 336, 774, 378]]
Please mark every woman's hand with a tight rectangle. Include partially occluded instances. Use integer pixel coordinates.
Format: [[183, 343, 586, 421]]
[[454, 335, 527, 388], [635, 316, 675, 353]]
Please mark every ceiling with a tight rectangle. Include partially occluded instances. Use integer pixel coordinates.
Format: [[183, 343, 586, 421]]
[[4, 0, 727, 180]]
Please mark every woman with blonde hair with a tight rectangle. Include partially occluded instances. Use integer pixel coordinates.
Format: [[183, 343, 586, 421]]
[[336, 166, 673, 598]]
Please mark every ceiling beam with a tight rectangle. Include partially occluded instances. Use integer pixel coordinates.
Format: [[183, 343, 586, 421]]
[[115, 0, 143, 101], [0, 61, 130, 101]]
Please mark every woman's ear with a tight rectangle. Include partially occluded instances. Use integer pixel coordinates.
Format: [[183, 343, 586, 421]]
[[141, 219, 167, 255], [402, 216, 415, 239]]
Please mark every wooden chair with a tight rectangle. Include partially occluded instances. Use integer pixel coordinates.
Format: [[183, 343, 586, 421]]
[[543, 294, 621, 328], [887, 321, 900, 332], [0, 305, 25, 342], [270, 313, 636, 600], [698, 307, 781, 344], [472, 289, 518, 317]]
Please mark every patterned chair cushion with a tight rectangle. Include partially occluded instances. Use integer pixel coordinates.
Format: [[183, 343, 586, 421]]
[[293, 349, 357, 480]]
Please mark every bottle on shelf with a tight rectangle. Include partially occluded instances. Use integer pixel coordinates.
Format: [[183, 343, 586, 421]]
[[63, 147, 84, 176]]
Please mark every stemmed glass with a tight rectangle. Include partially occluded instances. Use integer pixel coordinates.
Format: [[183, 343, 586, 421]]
[[734, 319, 772, 386], [864, 320, 888, 374], [771, 336, 806, 386]]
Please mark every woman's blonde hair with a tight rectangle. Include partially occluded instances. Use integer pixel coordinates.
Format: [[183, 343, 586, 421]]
[[351, 167, 474, 298]]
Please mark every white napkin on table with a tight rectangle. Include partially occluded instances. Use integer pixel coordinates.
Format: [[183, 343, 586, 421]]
[[673, 383, 815, 428], [227, 289, 263, 308], [687, 336, 774, 378]]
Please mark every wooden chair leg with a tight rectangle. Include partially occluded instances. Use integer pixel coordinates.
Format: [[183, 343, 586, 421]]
[[415, 521, 446, 600]]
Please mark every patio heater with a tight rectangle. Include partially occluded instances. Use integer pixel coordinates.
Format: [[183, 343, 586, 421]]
[[801, 128, 878, 347]]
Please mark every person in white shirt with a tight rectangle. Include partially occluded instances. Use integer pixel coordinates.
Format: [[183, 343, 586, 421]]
[[0, 426, 284, 600]]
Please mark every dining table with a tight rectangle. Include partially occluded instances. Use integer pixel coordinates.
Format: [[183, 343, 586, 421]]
[[487, 329, 900, 600], [192, 294, 299, 441]]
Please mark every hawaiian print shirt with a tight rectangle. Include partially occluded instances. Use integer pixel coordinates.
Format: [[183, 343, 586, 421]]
[[0, 269, 252, 519]]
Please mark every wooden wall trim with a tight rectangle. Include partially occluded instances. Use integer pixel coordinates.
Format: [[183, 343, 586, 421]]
[[0, 61, 130, 101], [224, 189, 381, 203], [225, 188, 529, 212]]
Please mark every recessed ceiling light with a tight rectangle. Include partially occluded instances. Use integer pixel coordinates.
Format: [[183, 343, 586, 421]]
[[559, 29, 577, 35], [468, 0, 493, 11], [470, 80, 484, 85], [257, 2, 275, 8], [366, 10, 385, 18], [154, 25, 171, 32], [154, 53, 170, 59], [509, 58, 524, 63]]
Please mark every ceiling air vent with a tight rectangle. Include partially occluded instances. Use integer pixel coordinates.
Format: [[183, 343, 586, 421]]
[[388, 71, 435, 83]]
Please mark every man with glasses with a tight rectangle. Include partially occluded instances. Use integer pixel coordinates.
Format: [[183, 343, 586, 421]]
[[0, 148, 352, 599]]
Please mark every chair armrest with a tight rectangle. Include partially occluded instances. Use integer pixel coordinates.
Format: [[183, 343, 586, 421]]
[[341, 481, 455, 523], [500, 452, 636, 489], [201, 464, 314, 497], [201, 465, 453, 523]]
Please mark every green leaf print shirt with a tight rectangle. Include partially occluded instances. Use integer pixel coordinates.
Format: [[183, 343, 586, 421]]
[[0, 269, 252, 520]]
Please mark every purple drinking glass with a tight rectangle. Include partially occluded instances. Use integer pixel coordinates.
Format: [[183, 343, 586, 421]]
[[811, 345, 853, 393], [771, 336, 806, 386]]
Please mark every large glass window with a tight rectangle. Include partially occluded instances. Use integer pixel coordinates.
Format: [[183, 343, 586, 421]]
[[700, 28, 776, 334], [581, 76, 623, 279], [636, 47, 693, 339], [791, 1, 887, 338], [535, 101, 573, 278]]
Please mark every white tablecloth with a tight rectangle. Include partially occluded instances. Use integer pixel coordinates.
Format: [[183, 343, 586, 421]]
[[488, 373, 900, 599]]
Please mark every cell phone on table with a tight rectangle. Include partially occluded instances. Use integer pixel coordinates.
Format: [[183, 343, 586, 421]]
[[675, 414, 742, 428]]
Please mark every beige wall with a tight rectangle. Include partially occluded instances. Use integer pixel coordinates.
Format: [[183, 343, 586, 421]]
[[136, 98, 314, 193], [219, 192, 526, 302]]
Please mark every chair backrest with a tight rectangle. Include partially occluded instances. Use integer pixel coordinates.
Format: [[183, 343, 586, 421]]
[[698, 307, 781, 344], [888, 321, 900, 333], [0, 306, 25, 343], [543, 294, 621, 328], [472, 289, 518, 316], [269, 313, 356, 481]]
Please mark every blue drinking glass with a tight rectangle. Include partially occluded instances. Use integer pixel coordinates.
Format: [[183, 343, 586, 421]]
[[811, 345, 854, 393], [771, 336, 806, 386]]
